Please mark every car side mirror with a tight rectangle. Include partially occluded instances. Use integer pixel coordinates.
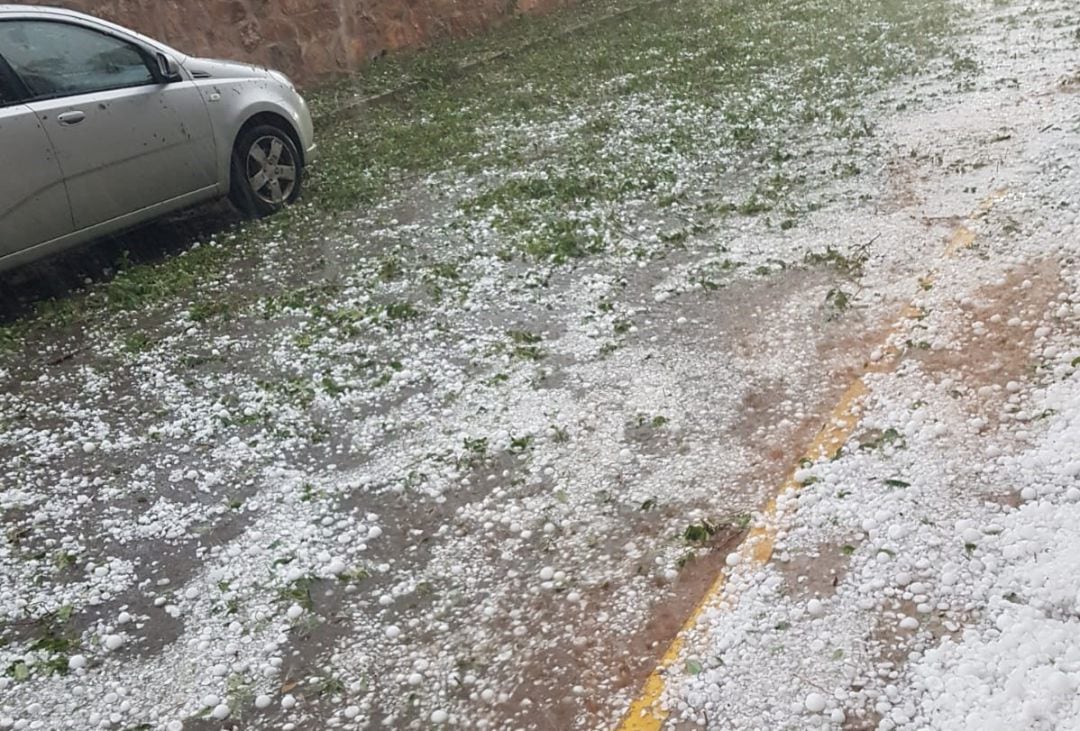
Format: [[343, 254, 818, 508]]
[[156, 53, 182, 83]]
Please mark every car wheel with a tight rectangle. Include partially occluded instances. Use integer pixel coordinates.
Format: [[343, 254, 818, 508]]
[[229, 124, 303, 217]]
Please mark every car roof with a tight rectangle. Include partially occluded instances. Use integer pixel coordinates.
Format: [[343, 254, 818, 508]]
[[0, 4, 89, 17], [0, 5, 184, 57]]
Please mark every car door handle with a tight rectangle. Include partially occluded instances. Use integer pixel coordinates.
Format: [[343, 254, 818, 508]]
[[57, 111, 86, 125]]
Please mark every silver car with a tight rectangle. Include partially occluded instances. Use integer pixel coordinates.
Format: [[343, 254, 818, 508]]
[[0, 4, 316, 272]]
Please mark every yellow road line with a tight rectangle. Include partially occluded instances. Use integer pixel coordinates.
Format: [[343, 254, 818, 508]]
[[944, 188, 1005, 256], [618, 356, 878, 730], [973, 188, 1008, 219], [615, 191, 1005, 731], [945, 226, 976, 257]]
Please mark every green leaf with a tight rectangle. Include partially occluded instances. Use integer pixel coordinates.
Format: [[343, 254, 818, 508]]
[[883, 478, 910, 489], [684, 659, 703, 675], [683, 520, 718, 543], [11, 662, 29, 681], [509, 435, 533, 451], [731, 513, 752, 530]]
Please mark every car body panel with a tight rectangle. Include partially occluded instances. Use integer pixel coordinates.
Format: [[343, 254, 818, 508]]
[[29, 81, 218, 229], [0, 102, 72, 256], [0, 184, 218, 272], [0, 4, 315, 273], [183, 57, 317, 185]]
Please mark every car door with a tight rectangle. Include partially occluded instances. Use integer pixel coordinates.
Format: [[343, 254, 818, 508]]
[[0, 54, 71, 258], [0, 18, 218, 232]]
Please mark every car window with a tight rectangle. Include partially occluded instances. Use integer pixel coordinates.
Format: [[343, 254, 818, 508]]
[[0, 55, 22, 106], [0, 70, 11, 106], [0, 20, 154, 100]]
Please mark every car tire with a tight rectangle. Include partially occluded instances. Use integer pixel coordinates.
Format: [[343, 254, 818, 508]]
[[229, 124, 303, 218]]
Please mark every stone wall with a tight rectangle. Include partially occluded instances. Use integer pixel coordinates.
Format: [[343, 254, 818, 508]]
[[24, 0, 572, 84]]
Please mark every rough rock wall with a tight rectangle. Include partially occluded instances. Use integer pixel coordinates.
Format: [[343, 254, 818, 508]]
[[24, 0, 572, 83]]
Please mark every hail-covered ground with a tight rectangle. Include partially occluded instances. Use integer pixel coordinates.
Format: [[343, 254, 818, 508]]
[[654, 1, 1080, 730], [1, 0, 1077, 729]]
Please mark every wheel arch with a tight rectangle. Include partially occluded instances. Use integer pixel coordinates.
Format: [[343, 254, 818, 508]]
[[228, 111, 305, 190]]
